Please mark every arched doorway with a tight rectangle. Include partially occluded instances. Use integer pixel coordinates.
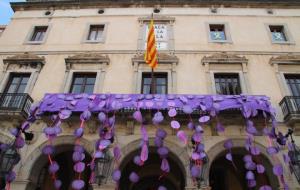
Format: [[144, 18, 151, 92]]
[[28, 144, 92, 190], [209, 148, 279, 190], [119, 147, 186, 190]]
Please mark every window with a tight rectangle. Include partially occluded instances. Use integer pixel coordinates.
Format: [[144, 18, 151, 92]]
[[269, 25, 287, 42], [284, 74, 300, 96], [4, 73, 31, 94], [70, 73, 96, 94], [30, 26, 48, 42], [142, 73, 167, 94], [209, 24, 226, 41], [214, 73, 241, 95], [87, 25, 104, 41]]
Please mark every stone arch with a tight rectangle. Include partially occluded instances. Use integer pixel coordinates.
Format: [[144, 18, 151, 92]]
[[119, 137, 191, 188], [204, 138, 280, 188], [19, 135, 94, 189]]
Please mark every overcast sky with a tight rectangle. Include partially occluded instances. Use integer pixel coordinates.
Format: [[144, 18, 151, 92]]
[[0, 0, 26, 25]]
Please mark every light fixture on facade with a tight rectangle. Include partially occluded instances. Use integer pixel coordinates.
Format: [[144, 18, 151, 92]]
[[0, 145, 20, 188], [98, 9, 105, 14], [153, 8, 161, 13], [95, 151, 112, 186]]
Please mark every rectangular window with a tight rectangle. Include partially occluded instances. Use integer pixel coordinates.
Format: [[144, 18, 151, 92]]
[[214, 73, 241, 95], [0, 28, 4, 37], [209, 24, 226, 41], [269, 25, 287, 42], [285, 74, 300, 96], [142, 73, 167, 94], [4, 73, 31, 94], [87, 25, 104, 41], [30, 26, 48, 42], [70, 73, 96, 94]]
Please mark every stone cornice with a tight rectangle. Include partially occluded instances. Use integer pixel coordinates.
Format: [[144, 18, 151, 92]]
[[65, 53, 110, 70], [3, 52, 45, 64], [201, 52, 248, 65], [132, 53, 179, 64], [11, 0, 300, 11], [269, 54, 300, 65]]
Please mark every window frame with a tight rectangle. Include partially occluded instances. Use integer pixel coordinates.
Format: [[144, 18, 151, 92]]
[[25, 25, 51, 45], [69, 72, 97, 94], [206, 22, 232, 43], [83, 23, 108, 43], [141, 72, 168, 94], [213, 72, 242, 95], [283, 74, 300, 96], [265, 23, 295, 45]]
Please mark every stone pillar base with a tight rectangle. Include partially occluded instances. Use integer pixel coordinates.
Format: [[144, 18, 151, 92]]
[[11, 180, 34, 190], [185, 186, 211, 190]]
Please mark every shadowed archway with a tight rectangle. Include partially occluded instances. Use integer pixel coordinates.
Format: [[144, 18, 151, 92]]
[[119, 147, 186, 190]]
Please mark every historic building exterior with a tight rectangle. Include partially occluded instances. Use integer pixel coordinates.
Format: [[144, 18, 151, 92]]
[[0, 0, 300, 190]]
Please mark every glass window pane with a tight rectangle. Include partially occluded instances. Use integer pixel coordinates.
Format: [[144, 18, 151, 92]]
[[7, 84, 17, 93], [73, 77, 84, 84], [16, 84, 27, 93], [86, 77, 96, 84], [83, 85, 94, 94], [71, 85, 82, 93], [156, 78, 166, 85]]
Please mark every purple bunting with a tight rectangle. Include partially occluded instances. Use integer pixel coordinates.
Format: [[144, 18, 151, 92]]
[[72, 179, 85, 190], [170, 120, 180, 129], [273, 164, 283, 176], [112, 170, 121, 182], [129, 172, 139, 183], [161, 158, 170, 173]]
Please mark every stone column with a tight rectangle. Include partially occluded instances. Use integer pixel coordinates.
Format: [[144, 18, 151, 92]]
[[10, 180, 33, 190], [92, 183, 115, 190]]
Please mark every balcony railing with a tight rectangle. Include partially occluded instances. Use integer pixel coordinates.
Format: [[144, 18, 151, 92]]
[[279, 96, 300, 123], [0, 93, 33, 118]]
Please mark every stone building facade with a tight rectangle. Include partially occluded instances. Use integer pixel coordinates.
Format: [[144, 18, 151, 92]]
[[0, 0, 300, 190]]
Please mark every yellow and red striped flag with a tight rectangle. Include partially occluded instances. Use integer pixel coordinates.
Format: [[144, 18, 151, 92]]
[[144, 19, 158, 69]]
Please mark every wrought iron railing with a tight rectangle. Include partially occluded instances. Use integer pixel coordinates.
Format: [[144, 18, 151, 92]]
[[279, 96, 300, 120], [0, 93, 33, 118]]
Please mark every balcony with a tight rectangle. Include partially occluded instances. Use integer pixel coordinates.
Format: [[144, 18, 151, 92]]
[[280, 96, 300, 125], [0, 93, 33, 119]]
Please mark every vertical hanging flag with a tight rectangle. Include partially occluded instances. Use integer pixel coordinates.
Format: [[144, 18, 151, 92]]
[[144, 19, 158, 69]]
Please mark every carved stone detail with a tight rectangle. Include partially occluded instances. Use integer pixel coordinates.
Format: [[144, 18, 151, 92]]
[[65, 53, 110, 71], [3, 52, 45, 72], [132, 53, 179, 64], [270, 54, 300, 65], [138, 15, 175, 24], [201, 52, 248, 64]]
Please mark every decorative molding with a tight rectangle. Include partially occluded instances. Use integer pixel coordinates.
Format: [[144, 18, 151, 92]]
[[132, 53, 179, 64], [65, 53, 110, 71], [3, 52, 45, 72], [201, 52, 248, 65], [269, 54, 300, 65], [138, 15, 175, 24]]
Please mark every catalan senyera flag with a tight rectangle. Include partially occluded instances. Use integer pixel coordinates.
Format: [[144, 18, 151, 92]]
[[144, 19, 158, 69]]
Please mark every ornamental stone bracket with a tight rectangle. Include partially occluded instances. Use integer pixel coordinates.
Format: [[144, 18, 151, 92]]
[[65, 53, 110, 71], [3, 52, 45, 72]]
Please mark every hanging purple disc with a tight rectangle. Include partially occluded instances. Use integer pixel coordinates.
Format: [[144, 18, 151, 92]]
[[72, 179, 85, 190], [182, 105, 193, 114], [245, 162, 256, 170], [199, 115, 210, 123], [80, 110, 91, 121], [223, 139, 233, 149], [49, 162, 59, 174], [161, 158, 170, 173], [133, 155, 142, 166], [156, 129, 167, 139], [99, 140, 111, 150], [98, 112, 106, 122], [133, 111, 143, 123], [225, 153, 233, 161], [74, 162, 85, 173], [170, 120, 180, 129], [267, 146, 278, 155], [273, 164, 283, 176], [74, 127, 84, 138], [190, 165, 201, 178], [243, 155, 252, 162], [42, 145, 55, 155], [246, 171, 255, 180], [259, 185, 272, 190], [250, 146, 260, 155], [129, 172, 139, 183], [140, 144, 148, 162], [176, 130, 188, 145], [112, 169, 121, 182], [192, 153, 200, 160], [10, 128, 19, 137], [15, 136, 25, 148], [168, 108, 177, 117], [192, 133, 202, 143], [187, 122, 195, 130], [247, 179, 257, 188], [158, 186, 167, 190], [157, 147, 169, 158], [59, 109, 72, 120], [74, 145, 84, 153], [73, 152, 84, 162], [154, 137, 163, 147], [257, 164, 265, 174]]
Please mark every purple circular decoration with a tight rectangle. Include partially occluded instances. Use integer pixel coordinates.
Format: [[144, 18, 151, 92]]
[[170, 120, 180, 129], [168, 108, 177, 117], [73, 152, 84, 162], [133, 155, 142, 166], [190, 165, 201, 178], [112, 170, 121, 182], [154, 137, 163, 147], [72, 179, 85, 190], [192, 133, 202, 143], [74, 162, 85, 173], [99, 140, 111, 150], [199, 116, 210, 123], [5, 171, 16, 183], [225, 153, 233, 161], [133, 111, 143, 123], [80, 110, 91, 121], [145, 101, 154, 108], [158, 186, 167, 190], [223, 139, 233, 149], [257, 164, 265, 174], [245, 162, 256, 170], [74, 145, 84, 153], [183, 105, 193, 114], [157, 147, 169, 157], [246, 171, 255, 180], [250, 146, 260, 155], [49, 162, 59, 174], [167, 101, 175, 107], [54, 126, 62, 135], [259, 185, 272, 190], [10, 128, 19, 137], [98, 112, 106, 122], [273, 164, 283, 176], [42, 145, 55, 155], [187, 122, 194, 130], [129, 172, 139, 183], [156, 129, 167, 139], [94, 151, 104, 158], [59, 109, 72, 120], [74, 127, 84, 138], [192, 153, 200, 160], [243, 155, 252, 162], [267, 147, 278, 155], [248, 179, 256, 188], [161, 158, 170, 173], [177, 130, 187, 145], [195, 125, 204, 133], [44, 127, 56, 136]]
